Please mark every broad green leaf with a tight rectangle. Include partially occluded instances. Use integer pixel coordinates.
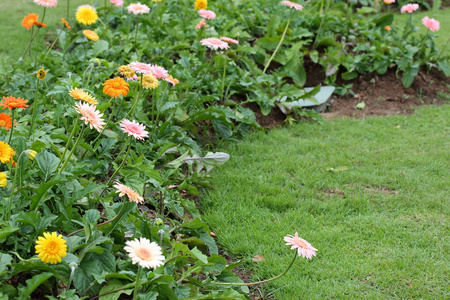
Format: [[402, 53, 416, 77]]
[[35, 150, 60, 182], [0, 226, 19, 243], [17, 272, 53, 299]]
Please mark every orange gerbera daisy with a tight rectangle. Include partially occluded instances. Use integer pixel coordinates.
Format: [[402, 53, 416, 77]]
[[103, 77, 129, 98], [22, 13, 39, 30], [33, 21, 48, 28], [0, 113, 12, 131], [61, 18, 71, 29], [0, 96, 29, 110]]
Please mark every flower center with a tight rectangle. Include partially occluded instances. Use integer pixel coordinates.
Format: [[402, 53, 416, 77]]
[[46, 241, 59, 254], [136, 247, 153, 261], [0, 120, 6, 127], [294, 238, 309, 249], [129, 124, 139, 133]]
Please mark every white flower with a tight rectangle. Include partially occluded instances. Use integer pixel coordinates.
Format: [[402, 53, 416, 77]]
[[124, 238, 165, 269]]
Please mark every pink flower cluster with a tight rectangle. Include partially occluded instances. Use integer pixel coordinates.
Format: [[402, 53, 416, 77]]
[[110, 0, 124, 7], [284, 232, 317, 259], [129, 62, 169, 79], [34, 0, 58, 8], [422, 16, 440, 31], [280, 1, 303, 11], [127, 2, 150, 15], [119, 119, 149, 140], [201, 38, 230, 50], [400, 3, 419, 13], [198, 9, 216, 20]]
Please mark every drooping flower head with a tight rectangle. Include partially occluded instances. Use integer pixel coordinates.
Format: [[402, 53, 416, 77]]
[[220, 37, 239, 45], [196, 19, 206, 29], [0, 113, 12, 131], [103, 77, 129, 98], [198, 9, 216, 20], [36, 67, 48, 80], [114, 182, 144, 203], [74, 102, 105, 132], [61, 18, 71, 29], [25, 150, 38, 160], [164, 75, 179, 86], [284, 232, 317, 259], [35, 232, 67, 264], [401, 3, 419, 13], [201, 38, 230, 50], [1, 96, 29, 110], [119, 119, 149, 140], [194, 0, 207, 10], [129, 62, 153, 75], [83, 30, 99, 41], [127, 2, 150, 14], [118, 65, 136, 78], [142, 74, 159, 90], [34, 0, 58, 8], [22, 14, 39, 30], [110, 0, 124, 6], [69, 88, 98, 105], [422, 16, 440, 31], [76, 5, 98, 25], [281, 1, 304, 10], [384, 0, 395, 4], [33, 21, 48, 28], [124, 238, 165, 269], [0, 172, 6, 187], [0, 141, 14, 164]]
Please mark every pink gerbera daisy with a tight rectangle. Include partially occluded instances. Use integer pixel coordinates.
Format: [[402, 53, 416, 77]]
[[421, 16, 440, 31], [400, 3, 419, 13], [198, 9, 216, 20], [110, 0, 124, 7], [74, 102, 105, 132], [149, 65, 169, 79], [201, 38, 230, 50], [280, 1, 304, 11], [34, 0, 58, 7], [129, 62, 153, 75], [284, 232, 317, 259], [124, 238, 165, 269], [196, 19, 206, 29], [114, 182, 144, 203], [127, 2, 150, 14], [220, 37, 239, 45], [119, 119, 149, 140]]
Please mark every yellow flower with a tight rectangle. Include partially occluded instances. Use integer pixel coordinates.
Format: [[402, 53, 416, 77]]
[[69, 88, 98, 105], [142, 74, 159, 90], [76, 7, 98, 25], [83, 30, 99, 41], [35, 232, 68, 264], [153, 0, 162, 2], [118, 65, 136, 78], [0, 172, 6, 187], [194, 0, 207, 10], [25, 150, 37, 160], [0, 141, 14, 164], [36, 68, 48, 80]]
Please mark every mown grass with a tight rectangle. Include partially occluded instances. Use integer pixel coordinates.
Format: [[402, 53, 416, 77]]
[[200, 106, 450, 299]]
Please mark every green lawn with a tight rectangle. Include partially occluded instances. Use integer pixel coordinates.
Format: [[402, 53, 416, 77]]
[[200, 106, 450, 299]]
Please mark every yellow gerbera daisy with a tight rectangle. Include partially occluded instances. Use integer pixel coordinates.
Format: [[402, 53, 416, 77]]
[[142, 74, 159, 90], [76, 7, 98, 25], [36, 67, 48, 80], [35, 232, 68, 264], [69, 88, 98, 105], [83, 30, 99, 41], [118, 65, 136, 78], [194, 0, 207, 10], [0, 141, 14, 164]]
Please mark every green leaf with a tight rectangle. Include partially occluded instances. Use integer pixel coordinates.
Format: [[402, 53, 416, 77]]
[[374, 13, 394, 28], [437, 60, 450, 77], [98, 279, 133, 300], [103, 202, 136, 236], [35, 150, 60, 182], [402, 66, 419, 88], [256, 36, 280, 51], [0, 253, 13, 276], [190, 247, 208, 264], [30, 179, 64, 211], [93, 40, 109, 56], [18, 272, 53, 299], [0, 226, 19, 243]]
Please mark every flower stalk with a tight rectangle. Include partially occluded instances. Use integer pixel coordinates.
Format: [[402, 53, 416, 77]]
[[59, 124, 86, 173]]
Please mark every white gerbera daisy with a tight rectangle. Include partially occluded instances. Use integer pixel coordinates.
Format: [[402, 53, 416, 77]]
[[124, 238, 165, 269]]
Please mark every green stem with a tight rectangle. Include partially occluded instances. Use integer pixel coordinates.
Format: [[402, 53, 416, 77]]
[[59, 125, 86, 173], [436, 35, 450, 61], [312, 0, 330, 50], [105, 137, 132, 186], [123, 76, 142, 120], [133, 267, 142, 300], [134, 16, 139, 56], [64, 32, 83, 57], [221, 55, 227, 103], [21, 28, 35, 60], [8, 110, 15, 144], [152, 85, 168, 136], [56, 118, 79, 170], [215, 251, 298, 286], [43, 29, 63, 61], [92, 100, 115, 149], [263, 10, 292, 74], [193, 51, 214, 96], [29, 79, 40, 142]]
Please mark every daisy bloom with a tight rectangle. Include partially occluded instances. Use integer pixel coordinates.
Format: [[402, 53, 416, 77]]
[[114, 182, 144, 203], [129, 62, 153, 75], [422, 16, 440, 31], [0, 141, 14, 164], [103, 77, 129, 98], [164, 75, 179, 86], [83, 30, 99, 41], [281, 1, 304, 11], [220, 37, 239, 45], [33, 21, 48, 28], [198, 9, 216, 20], [196, 19, 206, 29], [401, 3, 419, 13], [0, 172, 6, 187], [201, 38, 230, 50], [127, 2, 150, 14], [385, 25, 392, 31], [69, 88, 98, 105], [36, 67, 48, 80], [34, 0, 58, 8], [194, 0, 207, 10], [118, 65, 136, 78], [110, 0, 124, 6], [76, 6, 98, 25], [74, 102, 105, 132], [35, 232, 67, 264], [0, 113, 12, 131], [119, 119, 149, 140], [124, 238, 165, 269], [1, 96, 29, 110], [149, 65, 169, 79], [284, 232, 317, 259], [384, 0, 395, 3], [61, 18, 71, 29], [22, 14, 39, 30], [142, 74, 159, 90]]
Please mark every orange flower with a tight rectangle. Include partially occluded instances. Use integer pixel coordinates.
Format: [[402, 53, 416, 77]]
[[83, 30, 99, 41], [33, 21, 48, 28], [103, 77, 129, 98], [61, 18, 71, 29], [0, 96, 29, 110], [22, 13, 39, 30], [0, 113, 12, 131]]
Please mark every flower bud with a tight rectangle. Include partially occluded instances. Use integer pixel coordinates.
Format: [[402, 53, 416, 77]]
[[155, 218, 164, 226], [25, 150, 37, 160]]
